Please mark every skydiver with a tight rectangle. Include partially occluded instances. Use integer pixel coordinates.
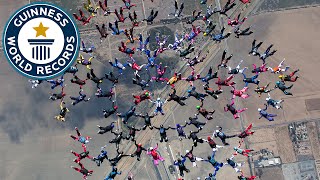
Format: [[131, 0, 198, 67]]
[[251, 63, 268, 74], [186, 10, 202, 24], [228, 13, 247, 27], [248, 39, 263, 56], [118, 41, 135, 57], [228, 60, 244, 74], [204, 84, 223, 99], [234, 26, 253, 38], [167, 72, 182, 88], [260, 44, 277, 63], [211, 27, 231, 42], [225, 155, 244, 173], [95, 87, 114, 99], [233, 142, 254, 157], [215, 75, 236, 90], [151, 62, 168, 82], [126, 125, 142, 141], [188, 129, 204, 147], [144, 49, 158, 70], [254, 83, 274, 97], [104, 166, 121, 180], [117, 105, 137, 124], [128, 11, 140, 27], [231, 85, 249, 99], [203, 136, 224, 151], [131, 140, 147, 161], [70, 75, 88, 89], [242, 67, 260, 87], [201, 151, 224, 177], [218, 49, 233, 69], [196, 101, 215, 120], [213, 126, 236, 145], [201, 66, 218, 85], [183, 145, 203, 167], [83, 0, 99, 17], [224, 98, 247, 119], [153, 124, 171, 142], [187, 86, 208, 101], [54, 101, 69, 122], [114, 7, 127, 23], [137, 33, 150, 53], [203, 5, 219, 22], [155, 33, 169, 55], [47, 75, 64, 90], [109, 58, 128, 75], [147, 143, 165, 165], [77, 54, 94, 70], [174, 157, 190, 177], [258, 104, 277, 121], [132, 74, 150, 90], [96, 23, 108, 42], [122, 0, 136, 10], [124, 28, 139, 45], [267, 59, 290, 74], [167, 88, 188, 106], [73, 9, 93, 25], [168, 0, 184, 18], [265, 93, 283, 109], [275, 81, 293, 95], [109, 148, 131, 166], [109, 131, 126, 149], [186, 50, 209, 70], [28, 79, 43, 89], [171, 122, 189, 140], [144, 9, 158, 24], [93, 145, 108, 166], [49, 85, 66, 101], [278, 69, 299, 82], [203, 21, 216, 36], [65, 64, 79, 75], [87, 69, 104, 87], [181, 70, 201, 87], [137, 112, 155, 130], [238, 172, 256, 180], [168, 32, 184, 51], [70, 127, 91, 145], [109, 20, 124, 35], [218, 0, 236, 16], [71, 162, 93, 180], [97, 121, 116, 134], [71, 144, 93, 163], [80, 40, 95, 54], [105, 72, 119, 86], [150, 98, 167, 115], [132, 90, 151, 105], [187, 114, 207, 129], [184, 25, 201, 44], [237, 123, 254, 142], [99, 0, 112, 16], [70, 89, 90, 105]]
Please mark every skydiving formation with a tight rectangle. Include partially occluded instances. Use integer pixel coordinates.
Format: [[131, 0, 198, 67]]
[[26, 0, 302, 180]]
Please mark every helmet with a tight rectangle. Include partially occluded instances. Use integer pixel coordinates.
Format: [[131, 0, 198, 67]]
[[160, 124, 163, 128], [185, 150, 189, 153], [157, 97, 161, 101], [258, 108, 262, 111], [176, 124, 181, 127], [189, 117, 193, 120], [207, 136, 211, 140], [196, 105, 200, 109], [187, 90, 192, 93], [145, 92, 149, 96], [278, 75, 284, 79], [114, 106, 118, 109], [149, 147, 153, 150], [85, 140, 89, 144], [138, 143, 142, 146]]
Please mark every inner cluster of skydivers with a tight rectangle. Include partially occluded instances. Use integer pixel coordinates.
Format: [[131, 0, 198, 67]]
[[28, 0, 300, 179]]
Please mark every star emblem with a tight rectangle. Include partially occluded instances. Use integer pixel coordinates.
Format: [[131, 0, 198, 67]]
[[33, 22, 49, 37]]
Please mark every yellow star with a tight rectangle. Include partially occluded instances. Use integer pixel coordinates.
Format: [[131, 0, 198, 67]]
[[33, 22, 49, 37]]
